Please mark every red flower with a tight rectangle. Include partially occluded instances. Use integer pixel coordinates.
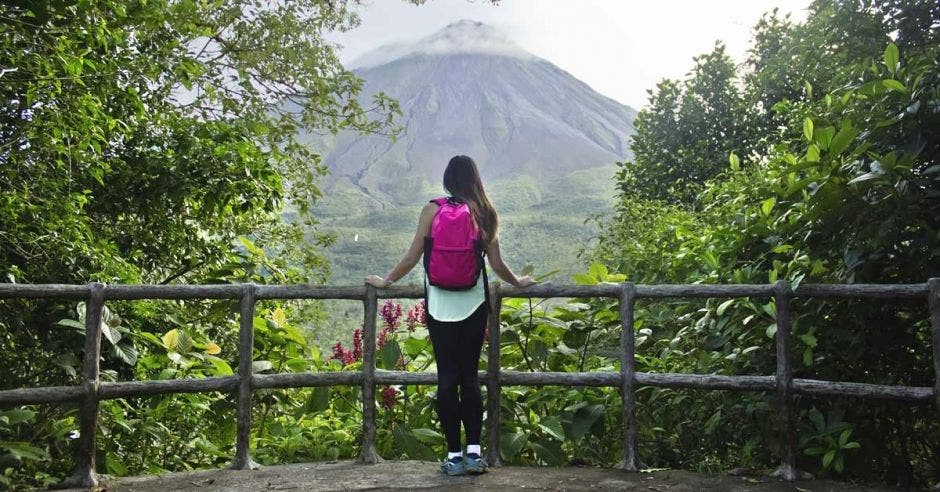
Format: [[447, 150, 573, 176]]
[[378, 326, 390, 349], [352, 327, 363, 361], [330, 341, 346, 360], [380, 385, 398, 410], [380, 300, 403, 329], [406, 300, 426, 332], [331, 342, 355, 366]]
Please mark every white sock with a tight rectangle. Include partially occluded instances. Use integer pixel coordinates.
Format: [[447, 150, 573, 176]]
[[466, 444, 481, 456], [447, 451, 462, 460]]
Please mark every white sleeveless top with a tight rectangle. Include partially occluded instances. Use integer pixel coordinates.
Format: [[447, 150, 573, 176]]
[[425, 270, 486, 322]]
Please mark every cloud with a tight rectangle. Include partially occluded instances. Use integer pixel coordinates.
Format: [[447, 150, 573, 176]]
[[348, 19, 532, 69]]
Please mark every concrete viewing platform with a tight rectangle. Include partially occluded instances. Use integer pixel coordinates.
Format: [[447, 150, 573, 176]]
[[65, 460, 901, 491]]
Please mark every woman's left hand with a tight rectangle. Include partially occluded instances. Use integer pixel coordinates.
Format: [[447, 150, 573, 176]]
[[364, 275, 391, 288]]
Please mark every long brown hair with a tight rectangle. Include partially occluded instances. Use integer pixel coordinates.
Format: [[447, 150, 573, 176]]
[[443, 155, 498, 247]]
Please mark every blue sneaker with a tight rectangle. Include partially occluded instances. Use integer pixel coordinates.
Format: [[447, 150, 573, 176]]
[[464, 453, 488, 474], [441, 456, 465, 476]]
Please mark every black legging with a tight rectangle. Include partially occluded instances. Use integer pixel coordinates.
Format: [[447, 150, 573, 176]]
[[427, 303, 487, 453]]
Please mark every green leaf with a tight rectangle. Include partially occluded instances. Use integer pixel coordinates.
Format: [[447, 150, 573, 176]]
[[500, 431, 528, 461], [823, 449, 835, 468], [571, 273, 595, 285], [378, 340, 402, 370], [765, 323, 777, 339], [716, 299, 734, 316], [587, 263, 609, 281], [828, 125, 859, 156], [799, 334, 817, 348], [162, 329, 180, 351], [805, 144, 820, 163], [760, 197, 775, 216], [703, 409, 722, 435], [303, 387, 330, 413], [208, 357, 234, 376], [0, 409, 36, 426], [803, 117, 813, 141], [252, 360, 273, 373], [0, 441, 49, 461], [838, 428, 852, 447], [815, 126, 835, 149], [802, 347, 813, 367], [804, 446, 826, 456], [402, 337, 430, 358], [538, 416, 566, 441], [56, 318, 86, 331], [884, 42, 899, 73], [527, 439, 567, 465], [728, 152, 740, 171], [412, 428, 442, 444], [848, 172, 880, 185], [567, 404, 604, 439], [102, 323, 122, 346], [111, 342, 138, 366], [880, 79, 906, 93]]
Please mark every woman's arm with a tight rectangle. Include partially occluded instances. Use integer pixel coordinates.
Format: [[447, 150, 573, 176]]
[[365, 203, 438, 288], [485, 238, 535, 288]]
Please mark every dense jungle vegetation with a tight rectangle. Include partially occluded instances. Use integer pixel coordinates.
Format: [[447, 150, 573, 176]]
[[1, 0, 938, 489]]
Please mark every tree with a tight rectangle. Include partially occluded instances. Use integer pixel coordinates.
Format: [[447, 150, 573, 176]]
[[599, 0, 939, 484], [0, 1, 400, 485], [617, 42, 753, 205]]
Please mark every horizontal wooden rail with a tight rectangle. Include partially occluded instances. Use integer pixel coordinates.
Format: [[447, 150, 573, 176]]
[[0, 280, 936, 488], [2, 282, 928, 301], [2, 371, 931, 407]]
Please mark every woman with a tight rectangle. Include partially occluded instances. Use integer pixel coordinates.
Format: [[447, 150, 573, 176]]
[[365, 155, 535, 476]]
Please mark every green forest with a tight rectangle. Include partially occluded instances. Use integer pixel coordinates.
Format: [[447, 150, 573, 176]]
[[1, 0, 939, 489]]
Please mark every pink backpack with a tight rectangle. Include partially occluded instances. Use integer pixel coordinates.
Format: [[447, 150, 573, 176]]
[[423, 197, 486, 290]]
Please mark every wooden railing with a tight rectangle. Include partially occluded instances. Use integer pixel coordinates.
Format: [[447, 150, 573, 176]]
[[0, 280, 938, 487]]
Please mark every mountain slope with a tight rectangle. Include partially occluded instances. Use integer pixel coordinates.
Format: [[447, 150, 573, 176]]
[[307, 20, 636, 284]]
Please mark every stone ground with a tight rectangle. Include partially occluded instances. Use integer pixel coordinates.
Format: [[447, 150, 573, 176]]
[[65, 460, 907, 492]]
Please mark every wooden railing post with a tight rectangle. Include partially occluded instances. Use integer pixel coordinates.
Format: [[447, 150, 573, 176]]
[[928, 278, 940, 420], [771, 280, 798, 481], [358, 284, 380, 463], [485, 284, 502, 467], [58, 282, 105, 489], [617, 282, 641, 471], [230, 283, 259, 470]]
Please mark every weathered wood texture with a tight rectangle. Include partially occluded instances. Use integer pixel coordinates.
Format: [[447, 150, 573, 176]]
[[229, 284, 259, 470], [486, 290, 502, 467], [772, 281, 798, 481], [791, 379, 933, 401], [60, 282, 104, 489], [0, 283, 90, 299], [98, 377, 239, 399], [618, 284, 640, 471], [1, 282, 929, 300], [0, 385, 85, 405], [5, 371, 928, 405], [929, 278, 940, 417], [794, 283, 928, 299], [0, 279, 936, 487], [254, 372, 363, 389], [357, 286, 380, 464]]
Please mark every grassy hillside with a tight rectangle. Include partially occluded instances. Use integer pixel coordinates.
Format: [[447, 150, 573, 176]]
[[310, 165, 619, 346]]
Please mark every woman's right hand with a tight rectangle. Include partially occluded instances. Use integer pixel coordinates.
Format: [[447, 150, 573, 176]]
[[364, 275, 391, 288], [515, 276, 536, 288]]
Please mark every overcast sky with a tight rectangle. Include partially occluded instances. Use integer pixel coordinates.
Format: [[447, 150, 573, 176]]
[[329, 0, 811, 109]]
